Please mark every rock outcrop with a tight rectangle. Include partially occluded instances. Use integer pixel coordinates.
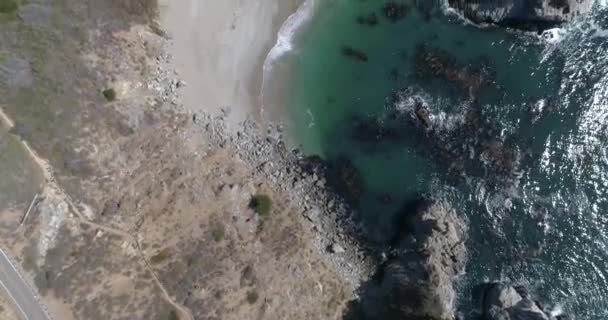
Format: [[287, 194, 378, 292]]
[[448, 0, 595, 31], [476, 282, 557, 320], [347, 200, 467, 319]]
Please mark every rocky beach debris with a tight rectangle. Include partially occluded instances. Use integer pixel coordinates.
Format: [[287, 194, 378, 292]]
[[447, 0, 595, 31], [188, 111, 374, 287]]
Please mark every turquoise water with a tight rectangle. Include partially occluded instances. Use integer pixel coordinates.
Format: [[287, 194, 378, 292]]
[[284, 0, 608, 318]]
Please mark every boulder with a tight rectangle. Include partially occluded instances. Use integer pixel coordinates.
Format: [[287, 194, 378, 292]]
[[448, 0, 595, 31], [369, 201, 467, 319], [478, 282, 553, 320]]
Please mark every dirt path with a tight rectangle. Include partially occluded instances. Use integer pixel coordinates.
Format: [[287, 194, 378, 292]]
[[0, 106, 194, 320]]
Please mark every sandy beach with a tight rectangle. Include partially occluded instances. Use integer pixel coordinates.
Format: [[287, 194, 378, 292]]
[[159, 0, 303, 126]]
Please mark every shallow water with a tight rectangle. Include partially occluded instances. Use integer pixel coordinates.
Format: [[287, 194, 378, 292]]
[[280, 0, 608, 318]]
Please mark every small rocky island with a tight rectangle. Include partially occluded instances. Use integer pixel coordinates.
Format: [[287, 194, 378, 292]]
[[476, 282, 561, 320]]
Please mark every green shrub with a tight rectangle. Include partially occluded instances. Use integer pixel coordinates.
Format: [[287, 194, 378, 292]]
[[246, 290, 259, 304], [0, 51, 9, 63], [102, 88, 117, 102], [0, 0, 17, 15], [150, 248, 172, 264], [167, 309, 179, 320], [249, 194, 272, 217], [211, 224, 225, 242]]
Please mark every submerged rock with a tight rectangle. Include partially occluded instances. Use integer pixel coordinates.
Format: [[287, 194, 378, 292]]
[[414, 44, 494, 98], [328, 157, 365, 202], [356, 12, 379, 26], [389, 91, 523, 188], [341, 46, 369, 62], [383, 1, 411, 23], [448, 0, 594, 31]]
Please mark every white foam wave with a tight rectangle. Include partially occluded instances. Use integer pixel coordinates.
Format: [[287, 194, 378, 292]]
[[260, 0, 318, 115], [261, 0, 317, 85], [541, 28, 567, 44], [266, 0, 316, 65]]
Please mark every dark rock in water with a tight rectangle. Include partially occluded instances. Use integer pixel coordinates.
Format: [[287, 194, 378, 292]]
[[382, 1, 410, 23], [378, 193, 393, 204], [346, 200, 467, 320], [389, 91, 522, 188], [352, 115, 402, 143], [414, 44, 494, 98], [327, 157, 365, 202], [475, 282, 555, 320], [388, 67, 400, 81], [447, 0, 594, 32], [414, 102, 432, 128], [356, 12, 379, 26], [341, 46, 369, 62]]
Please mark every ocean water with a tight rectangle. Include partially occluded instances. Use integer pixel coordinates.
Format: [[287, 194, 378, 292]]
[[273, 0, 608, 318]]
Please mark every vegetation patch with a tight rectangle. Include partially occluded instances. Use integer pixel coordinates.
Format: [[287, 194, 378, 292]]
[[0, 0, 17, 15], [0, 50, 9, 63], [102, 88, 117, 102], [150, 248, 172, 264], [249, 194, 272, 217], [166, 309, 179, 320], [246, 290, 259, 304], [211, 224, 225, 242]]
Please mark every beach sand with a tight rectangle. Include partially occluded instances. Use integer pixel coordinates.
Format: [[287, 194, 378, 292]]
[[159, 0, 303, 126]]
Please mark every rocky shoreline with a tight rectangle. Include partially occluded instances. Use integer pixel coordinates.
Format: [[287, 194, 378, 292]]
[[177, 102, 566, 320], [447, 0, 595, 32], [167, 31, 570, 320], [186, 111, 375, 286]]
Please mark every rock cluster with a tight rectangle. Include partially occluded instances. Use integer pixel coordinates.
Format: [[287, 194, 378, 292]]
[[187, 112, 374, 286], [448, 0, 595, 31], [414, 44, 494, 98], [476, 282, 560, 320], [345, 200, 467, 319], [380, 201, 467, 319]]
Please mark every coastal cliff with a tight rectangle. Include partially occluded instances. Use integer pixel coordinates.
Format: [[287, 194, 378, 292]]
[[344, 200, 467, 319]]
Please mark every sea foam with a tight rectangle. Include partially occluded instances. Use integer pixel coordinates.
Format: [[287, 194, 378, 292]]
[[262, 0, 317, 83], [260, 0, 317, 113]]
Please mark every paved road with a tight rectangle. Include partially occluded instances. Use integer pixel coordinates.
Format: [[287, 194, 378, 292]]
[[0, 248, 50, 320]]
